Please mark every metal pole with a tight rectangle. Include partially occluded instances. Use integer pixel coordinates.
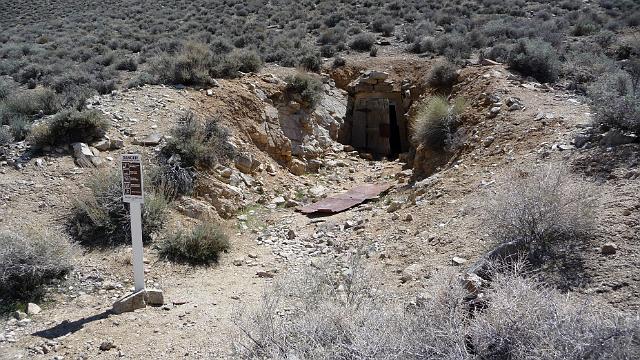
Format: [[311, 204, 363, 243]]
[[129, 202, 145, 292]]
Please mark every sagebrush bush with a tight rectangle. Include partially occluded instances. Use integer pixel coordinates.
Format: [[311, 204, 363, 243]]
[[0, 230, 74, 302], [484, 165, 596, 264], [70, 171, 168, 247], [159, 223, 229, 265], [114, 57, 138, 71], [507, 39, 559, 83], [349, 33, 376, 52], [411, 96, 465, 152], [161, 112, 235, 169], [426, 60, 459, 90], [216, 49, 263, 78], [589, 68, 640, 133], [234, 258, 639, 359], [284, 73, 323, 108], [150, 42, 213, 86], [28, 109, 110, 146], [0, 126, 13, 145], [150, 163, 196, 199]]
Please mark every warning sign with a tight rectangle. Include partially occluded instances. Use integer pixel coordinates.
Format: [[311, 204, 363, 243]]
[[121, 154, 144, 203]]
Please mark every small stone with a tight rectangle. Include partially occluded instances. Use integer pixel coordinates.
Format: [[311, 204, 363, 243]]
[[601, 243, 618, 255], [27, 303, 42, 315], [404, 214, 413, 222], [622, 209, 631, 216], [99, 341, 116, 351], [112, 290, 146, 314], [144, 289, 164, 306], [13, 310, 27, 320], [400, 263, 423, 283], [233, 259, 244, 266], [272, 196, 286, 206], [387, 201, 402, 213], [451, 256, 468, 266], [287, 229, 296, 240]]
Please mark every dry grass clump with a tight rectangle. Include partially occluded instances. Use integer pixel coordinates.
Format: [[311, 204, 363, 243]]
[[70, 171, 168, 247], [159, 223, 229, 265], [0, 230, 74, 303], [234, 257, 639, 359], [484, 165, 596, 264], [589, 63, 640, 134], [507, 39, 560, 83], [411, 96, 465, 152]]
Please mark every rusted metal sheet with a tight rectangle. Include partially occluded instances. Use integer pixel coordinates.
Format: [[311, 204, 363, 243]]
[[298, 183, 392, 214]]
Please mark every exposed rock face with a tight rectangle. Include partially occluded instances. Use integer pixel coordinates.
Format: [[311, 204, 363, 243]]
[[411, 145, 451, 179]]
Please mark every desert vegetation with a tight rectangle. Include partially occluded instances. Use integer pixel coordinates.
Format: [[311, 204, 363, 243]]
[[235, 257, 639, 359], [411, 96, 465, 152], [0, 230, 74, 304], [69, 171, 168, 247], [159, 223, 230, 265]]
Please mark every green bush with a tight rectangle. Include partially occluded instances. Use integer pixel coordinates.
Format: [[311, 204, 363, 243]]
[[298, 51, 322, 72], [0, 230, 74, 302], [115, 57, 138, 71], [349, 33, 376, 52], [70, 171, 168, 247], [161, 112, 235, 169], [159, 223, 229, 265], [28, 109, 110, 146], [507, 39, 559, 83], [411, 96, 465, 152], [284, 73, 324, 109], [426, 60, 459, 90]]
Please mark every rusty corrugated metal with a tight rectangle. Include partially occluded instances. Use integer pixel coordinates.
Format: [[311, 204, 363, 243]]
[[298, 183, 392, 214]]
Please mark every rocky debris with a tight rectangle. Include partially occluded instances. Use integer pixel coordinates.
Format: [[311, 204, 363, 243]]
[[483, 136, 495, 147], [505, 97, 524, 111], [71, 142, 102, 168], [289, 158, 306, 176], [234, 153, 259, 174], [400, 263, 424, 283], [534, 112, 555, 121], [480, 58, 501, 66], [601, 242, 618, 255], [133, 133, 163, 146], [487, 106, 501, 118], [386, 201, 402, 213], [27, 303, 42, 315], [461, 273, 484, 295], [13, 310, 27, 320]]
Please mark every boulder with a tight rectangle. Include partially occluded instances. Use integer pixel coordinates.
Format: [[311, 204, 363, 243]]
[[112, 290, 146, 314], [234, 154, 254, 174], [144, 289, 164, 306], [27, 303, 42, 315], [134, 133, 163, 146], [289, 159, 306, 176], [400, 263, 423, 283], [601, 242, 618, 255]]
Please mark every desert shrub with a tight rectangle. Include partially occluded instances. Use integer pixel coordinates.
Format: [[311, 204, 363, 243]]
[[369, 46, 378, 57], [216, 49, 263, 77], [150, 42, 213, 86], [0, 125, 13, 145], [486, 42, 510, 63], [0, 78, 16, 99], [150, 163, 196, 199], [426, 61, 459, 90], [507, 39, 559, 83], [0, 230, 74, 302], [332, 57, 346, 68], [318, 28, 347, 46], [235, 258, 639, 359], [372, 17, 395, 36], [125, 72, 156, 89], [114, 57, 138, 71], [159, 223, 229, 265], [70, 171, 168, 247], [161, 112, 235, 169], [435, 33, 472, 61], [409, 36, 435, 54], [484, 165, 596, 264], [411, 96, 465, 152], [589, 68, 640, 133], [349, 33, 376, 52], [298, 48, 322, 72], [469, 272, 640, 359], [571, 16, 600, 36], [320, 45, 336, 58], [1, 87, 60, 117], [28, 109, 109, 146], [284, 73, 323, 108]]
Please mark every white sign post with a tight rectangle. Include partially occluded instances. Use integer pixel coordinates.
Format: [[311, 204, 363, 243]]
[[121, 154, 145, 292]]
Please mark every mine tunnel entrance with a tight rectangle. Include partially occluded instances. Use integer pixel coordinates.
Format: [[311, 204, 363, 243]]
[[339, 70, 412, 159]]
